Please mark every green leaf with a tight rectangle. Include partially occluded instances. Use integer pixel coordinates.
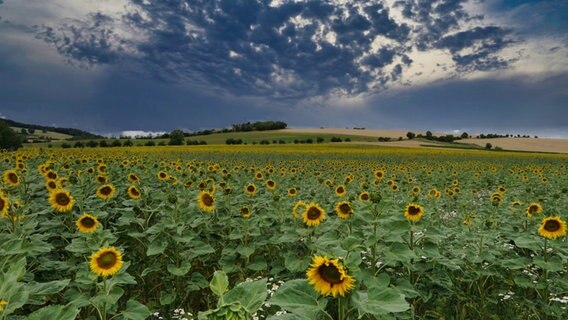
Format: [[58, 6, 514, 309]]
[[351, 287, 409, 316], [27, 304, 80, 320], [8, 257, 27, 281], [167, 261, 192, 276], [191, 272, 209, 289], [160, 291, 177, 305], [210, 270, 229, 298], [188, 243, 215, 259], [284, 255, 309, 273], [146, 239, 167, 256], [237, 245, 255, 258], [121, 299, 151, 320], [269, 279, 327, 320], [247, 257, 267, 271], [27, 279, 70, 296], [225, 278, 268, 314]]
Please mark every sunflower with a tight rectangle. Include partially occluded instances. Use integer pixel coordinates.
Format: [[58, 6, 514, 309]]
[[197, 191, 215, 212], [303, 202, 326, 226], [96, 184, 116, 200], [358, 191, 370, 201], [0, 193, 9, 216], [538, 216, 567, 239], [127, 185, 141, 200], [0, 299, 7, 312], [292, 201, 306, 218], [428, 188, 439, 199], [157, 171, 169, 181], [127, 173, 140, 183], [490, 192, 502, 204], [45, 170, 58, 180], [288, 188, 297, 197], [240, 206, 252, 219], [245, 183, 257, 196], [89, 246, 124, 277], [335, 201, 353, 219], [404, 203, 425, 222], [49, 189, 75, 213], [255, 172, 263, 180], [96, 175, 108, 184], [411, 186, 421, 196], [306, 256, 355, 297], [3, 169, 20, 187], [373, 170, 385, 180], [76, 213, 100, 233], [335, 185, 347, 197], [525, 202, 543, 217], [45, 179, 59, 191], [511, 200, 522, 207], [266, 179, 276, 191]]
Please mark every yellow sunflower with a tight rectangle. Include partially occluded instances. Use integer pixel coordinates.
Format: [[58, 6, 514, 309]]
[[76, 213, 100, 233], [157, 171, 169, 181], [292, 201, 306, 218], [245, 183, 257, 196], [525, 202, 543, 217], [358, 191, 370, 201], [490, 192, 503, 204], [45, 170, 58, 180], [127, 173, 140, 183], [335, 185, 347, 197], [306, 256, 355, 297], [49, 189, 75, 213], [45, 179, 59, 191], [0, 193, 9, 217], [89, 246, 124, 277], [240, 206, 252, 219], [538, 216, 567, 239], [288, 188, 298, 197], [266, 179, 276, 191], [96, 184, 116, 200], [335, 201, 353, 219], [127, 185, 141, 200], [197, 191, 215, 212], [303, 202, 326, 226], [404, 203, 425, 222], [0, 299, 7, 312], [95, 175, 108, 184], [3, 169, 20, 187]]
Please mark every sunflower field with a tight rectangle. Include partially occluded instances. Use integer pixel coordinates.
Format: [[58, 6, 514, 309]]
[[0, 144, 567, 320]]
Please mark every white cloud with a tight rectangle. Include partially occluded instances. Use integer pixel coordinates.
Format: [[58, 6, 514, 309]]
[[120, 130, 166, 138]]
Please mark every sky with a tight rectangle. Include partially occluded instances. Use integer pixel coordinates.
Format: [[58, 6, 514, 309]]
[[0, 0, 567, 138]]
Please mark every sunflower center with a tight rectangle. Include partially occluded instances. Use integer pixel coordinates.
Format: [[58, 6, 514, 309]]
[[528, 205, 539, 213], [47, 172, 57, 179], [268, 181, 275, 187], [8, 173, 18, 184], [247, 185, 255, 192], [56, 193, 70, 205], [408, 206, 420, 216], [361, 193, 369, 200], [97, 252, 117, 269], [202, 194, 214, 206], [130, 188, 140, 196], [241, 208, 250, 215], [289, 189, 296, 194], [81, 217, 95, 228], [544, 220, 561, 232], [160, 173, 166, 178], [97, 177, 106, 183], [100, 186, 112, 195], [0, 198, 5, 210], [318, 264, 343, 284], [130, 175, 138, 181], [337, 187, 344, 194], [339, 203, 351, 215], [307, 207, 322, 220], [48, 181, 56, 189]]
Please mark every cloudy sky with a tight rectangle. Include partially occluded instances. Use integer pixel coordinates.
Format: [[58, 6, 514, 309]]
[[0, 0, 567, 137]]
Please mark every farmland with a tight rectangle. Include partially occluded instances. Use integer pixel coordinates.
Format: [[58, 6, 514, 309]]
[[1, 144, 567, 320]]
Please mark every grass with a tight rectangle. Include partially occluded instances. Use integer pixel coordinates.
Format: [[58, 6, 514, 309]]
[[12, 126, 73, 140]]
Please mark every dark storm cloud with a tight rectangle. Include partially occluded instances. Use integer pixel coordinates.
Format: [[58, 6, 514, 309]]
[[32, 0, 517, 100]]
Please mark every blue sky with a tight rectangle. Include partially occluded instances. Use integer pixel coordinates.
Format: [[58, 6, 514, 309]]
[[0, 0, 566, 137]]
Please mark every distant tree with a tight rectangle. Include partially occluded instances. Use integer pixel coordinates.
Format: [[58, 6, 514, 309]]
[[0, 121, 23, 150], [73, 141, 85, 148], [123, 139, 134, 147], [86, 140, 98, 148], [344, 138, 351, 142], [485, 143, 493, 150], [158, 141, 166, 146], [21, 128, 28, 135], [145, 140, 156, 146], [306, 138, 313, 144], [169, 129, 185, 145], [425, 131, 433, 140], [99, 140, 109, 148], [316, 137, 324, 143], [61, 143, 71, 149], [111, 140, 122, 147], [28, 128, 36, 134], [406, 132, 416, 140], [398, 137, 403, 141], [461, 132, 469, 139], [42, 129, 47, 134]]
